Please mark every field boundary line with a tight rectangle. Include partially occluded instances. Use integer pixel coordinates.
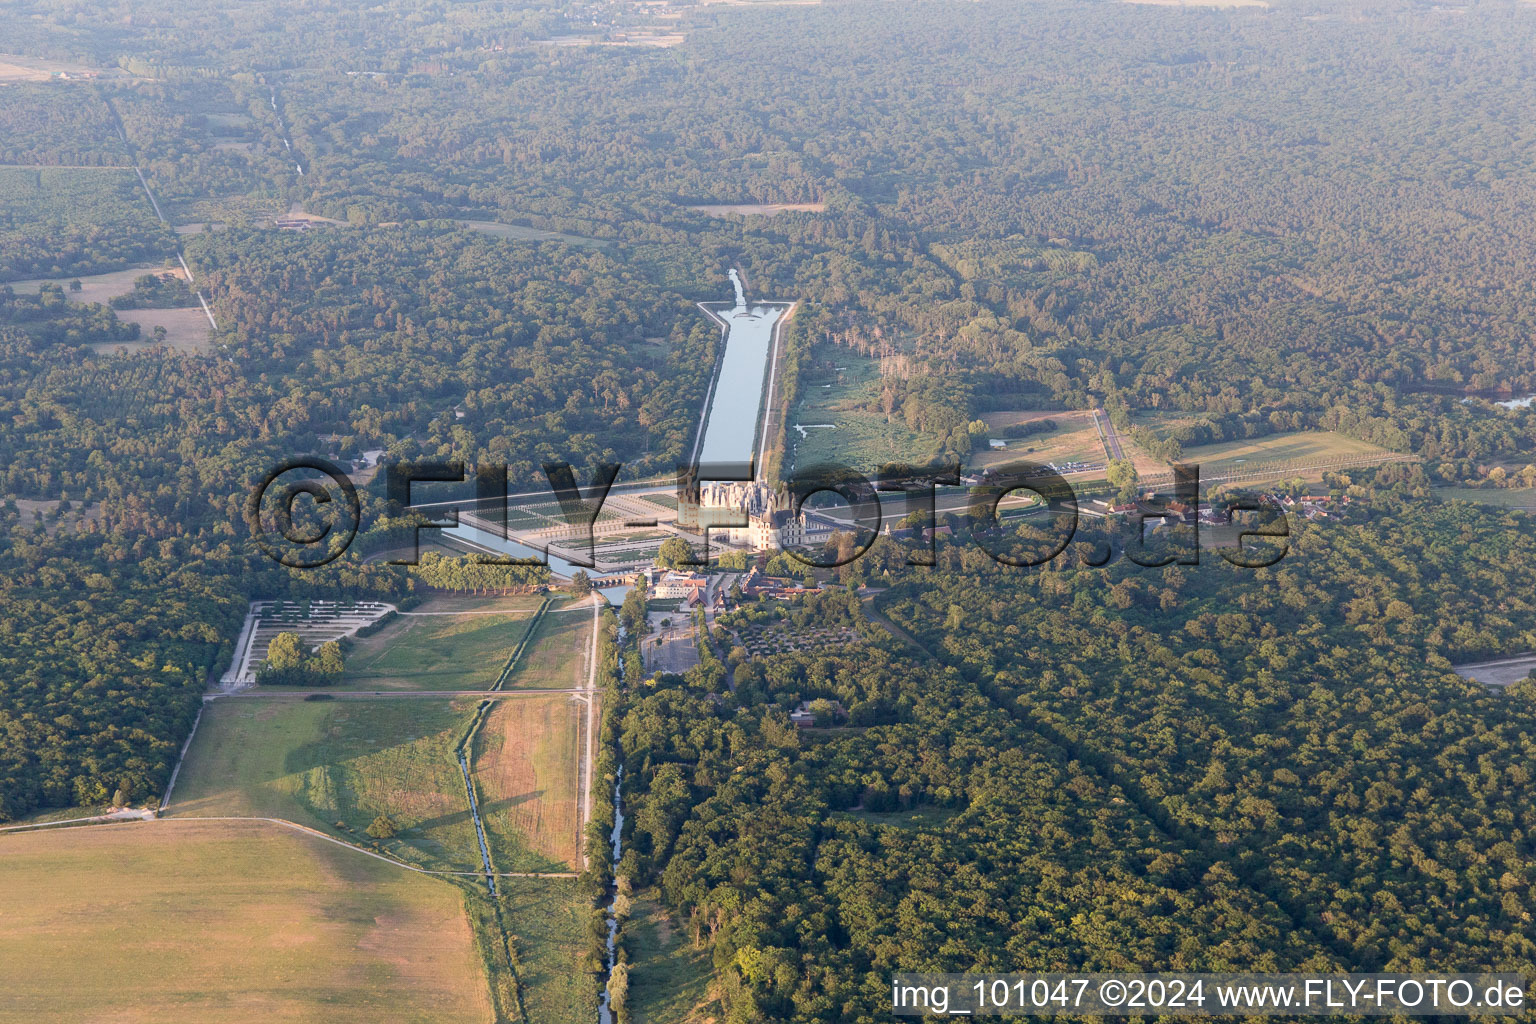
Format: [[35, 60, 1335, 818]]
[[0, 814, 578, 877], [491, 596, 551, 691], [158, 702, 206, 812]]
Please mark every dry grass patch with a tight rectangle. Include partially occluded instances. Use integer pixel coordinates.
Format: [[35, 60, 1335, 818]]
[[101, 305, 212, 354]]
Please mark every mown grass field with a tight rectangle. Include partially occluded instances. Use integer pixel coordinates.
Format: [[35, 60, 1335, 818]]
[[167, 698, 484, 871], [504, 601, 592, 690], [498, 878, 601, 1024], [0, 819, 489, 1024], [338, 605, 541, 691], [472, 695, 583, 871], [1179, 429, 1388, 467], [625, 894, 721, 1024]]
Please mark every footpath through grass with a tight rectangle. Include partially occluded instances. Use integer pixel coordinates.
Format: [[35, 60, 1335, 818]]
[[167, 697, 486, 871]]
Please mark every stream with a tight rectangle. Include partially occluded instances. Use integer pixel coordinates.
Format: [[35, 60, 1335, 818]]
[[458, 744, 497, 897], [598, 624, 628, 1024]]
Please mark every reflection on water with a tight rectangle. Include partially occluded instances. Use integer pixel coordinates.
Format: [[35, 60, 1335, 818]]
[[698, 271, 788, 466], [442, 521, 630, 602]]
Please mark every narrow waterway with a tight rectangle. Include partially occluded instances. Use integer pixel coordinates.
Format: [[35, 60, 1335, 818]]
[[597, 765, 625, 1024], [598, 623, 628, 1024], [458, 742, 497, 896]]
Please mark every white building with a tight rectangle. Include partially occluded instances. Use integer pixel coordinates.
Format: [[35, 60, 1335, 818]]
[[676, 480, 835, 552]]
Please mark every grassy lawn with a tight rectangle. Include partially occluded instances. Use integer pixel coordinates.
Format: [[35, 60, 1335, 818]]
[[473, 696, 584, 872], [337, 607, 541, 691], [788, 349, 930, 474], [624, 893, 721, 1024], [167, 698, 484, 872], [505, 601, 593, 690], [499, 878, 601, 1024], [0, 819, 489, 1024]]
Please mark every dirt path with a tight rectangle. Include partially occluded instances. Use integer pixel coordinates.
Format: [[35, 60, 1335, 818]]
[[0, 809, 155, 833]]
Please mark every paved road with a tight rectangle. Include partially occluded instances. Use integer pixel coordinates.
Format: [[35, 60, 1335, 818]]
[[0, 808, 155, 833], [1093, 408, 1126, 462], [1453, 653, 1536, 688]]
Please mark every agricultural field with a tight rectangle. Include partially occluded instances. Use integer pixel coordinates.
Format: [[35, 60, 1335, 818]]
[[624, 894, 721, 1024], [787, 349, 929, 473], [0, 819, 490, 1024], [339, 600, 543, 691], [498, 878, 601, 1024], [0, 167, 175, 281], [503, 600, 594, 690], [167, 697, 485, 872], [472, 695, 584, 872]]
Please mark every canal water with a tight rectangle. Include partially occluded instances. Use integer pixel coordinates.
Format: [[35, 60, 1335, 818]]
[[697, 269, 788, 467], [442, 521, 631, 603]]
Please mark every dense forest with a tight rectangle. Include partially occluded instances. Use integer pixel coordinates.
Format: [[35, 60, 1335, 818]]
[[613, 483, 1536, 1021]]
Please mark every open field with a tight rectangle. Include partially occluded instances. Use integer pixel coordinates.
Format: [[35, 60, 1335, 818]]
[[0, 819, 489, 1024], [1433, 486, 1536, 509], [99, 305, 212, 353], [340, 603, 542, 691], [787, 350, 929, 473], [407, 594, 547, 614], [8, 261, 186, 306], [472, 696, 584, 871], [974, 409, 1106, 471], [504, 601, 592, 690], [0, 54, 110, 83], [168, 697, 485, 871], [625, 894, 721, 1024], [498, 878, 601, 1024], [458, 219, 606, 247], [688, 202, 825, 217], [1179, 430, 1387, 467]]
